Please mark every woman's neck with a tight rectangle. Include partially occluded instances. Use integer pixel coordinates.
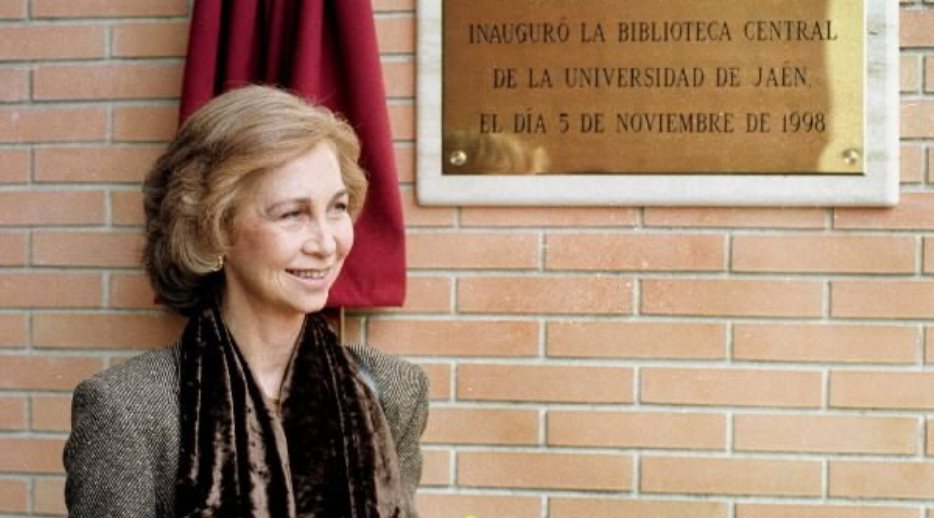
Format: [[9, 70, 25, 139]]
[[220, 293, 305, 400]]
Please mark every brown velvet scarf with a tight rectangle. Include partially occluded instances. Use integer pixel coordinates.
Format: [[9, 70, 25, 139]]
[[175, 305, 405, 517]]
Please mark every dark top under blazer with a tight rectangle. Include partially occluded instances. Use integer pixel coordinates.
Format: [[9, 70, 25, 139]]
[[63, 343, 429, 518]]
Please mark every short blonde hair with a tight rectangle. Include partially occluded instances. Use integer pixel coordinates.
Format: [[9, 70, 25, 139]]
[[142, 85, 368, 315]]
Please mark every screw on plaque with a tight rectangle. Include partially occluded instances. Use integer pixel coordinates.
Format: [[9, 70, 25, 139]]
[[842, 148, 861, 166], [449, 150, 468, 166]]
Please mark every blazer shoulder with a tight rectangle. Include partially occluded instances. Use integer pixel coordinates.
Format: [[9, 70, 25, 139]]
[[346, 343, 428, 404], [82, 345, 179, 396], [71, 344, 181, 444], [66, 345, 181, 517]]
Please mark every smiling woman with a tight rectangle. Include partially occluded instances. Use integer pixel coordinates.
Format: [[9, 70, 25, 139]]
[[224, 143, 354, 335], [62, 85, 428, 518]]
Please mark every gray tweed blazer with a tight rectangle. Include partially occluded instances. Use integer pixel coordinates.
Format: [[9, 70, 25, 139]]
[[63, 343, 429, 518]]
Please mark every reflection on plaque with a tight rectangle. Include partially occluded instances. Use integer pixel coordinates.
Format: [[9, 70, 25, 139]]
[[442, 0, 864, 175]]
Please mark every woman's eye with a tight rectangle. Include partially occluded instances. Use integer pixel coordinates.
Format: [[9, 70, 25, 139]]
[[334, 201, 349, 213], [280, 210, 303, 220]]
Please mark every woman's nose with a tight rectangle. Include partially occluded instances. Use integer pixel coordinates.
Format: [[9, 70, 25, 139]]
[[302, 221, 337, 256]]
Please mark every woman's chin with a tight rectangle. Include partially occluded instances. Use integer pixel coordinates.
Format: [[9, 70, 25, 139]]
[[294, 291, 331, 314]]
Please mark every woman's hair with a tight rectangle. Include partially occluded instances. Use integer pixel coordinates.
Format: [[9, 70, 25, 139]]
[[142, 85, 368, 316]]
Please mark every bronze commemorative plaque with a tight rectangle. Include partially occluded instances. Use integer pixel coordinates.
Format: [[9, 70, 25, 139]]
[[441, 0, 864, 175]]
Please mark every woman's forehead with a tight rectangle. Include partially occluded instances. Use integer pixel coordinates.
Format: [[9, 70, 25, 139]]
[[246, 143, 346, 202]]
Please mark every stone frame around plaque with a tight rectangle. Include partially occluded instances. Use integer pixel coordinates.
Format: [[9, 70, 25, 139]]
[[415, 0, 898, 206]]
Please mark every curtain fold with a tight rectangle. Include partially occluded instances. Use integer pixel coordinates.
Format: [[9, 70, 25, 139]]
[[180, 0, 406, 308]]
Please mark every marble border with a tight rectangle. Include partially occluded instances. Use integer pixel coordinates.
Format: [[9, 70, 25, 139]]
[[416, 1, 898, 206]]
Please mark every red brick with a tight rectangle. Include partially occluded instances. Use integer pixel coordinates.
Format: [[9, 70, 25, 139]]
[[0, 314, 26, 347], [0, 479, 27, 513], [394, 145, 415, 183], [551, 498, 727, 518], [109, 272, 157, 309], [547, 321, 725, 360], [421, 449, 451, 486], [0, 149, 28, 183], [31, 0, 187, 17], [382, 59, 414, 98], [644, 207, 825, 229], [458, 451, 631, 491], [0, 67, 27, 101], [460, 206, 637, 227], [733, 235, 914, 274], [642, 368, 822, 408], [367, 319, 538, 357], [0, 355, 100, 390], [0, 438, 65, 473], [422, 407, 539, 445], [0, 0, 25, 19], [459, 276, 632, 315], [385, 276, 451, 313], [388, 103, 414, 140], [0, 24, 104, 60], [33, 313, 183, 349], [417, 362, 451, 400], [34, 63, 183, 100], [110, 190, 145, 226], [901, 10, 934, 47], [33, 477, 65, 515], [642, 456, 821, 497], [407, 232, 539, 269], [546, 233, 724, 271], [836, 193, 934, 230], [733, 324, 918, 364], [113, 21, 188, 57], [458, 364, 633, 403], [33, 231, 143, 267], [548, 410, 725, 450], [642, 279, 823, 318], [399, 186, 455, 227], [902, 54, 920, 92], [416, 494, 540, 518], [736, 504, 919, 518], [830, 461, 934, 499], [113, 104, 178, 142], [0, 396, 25, 430], [338, 315, 364, 344], [376, 16, 415, 53], [901, 144, 924, 183], [372, 0, 414, 11], [0, 107, 106, 143], [928, 419, 934, 455], [833, 281, 934, 318], [925, 238, 934, 273], [830, 371, 934, 410], [734, 414, 918, 455], [927, 56, 934, 93], [31, 394, 71, 432], [35, 145, 162, 183], [0, 191, 104, 226], [902, 100, 934, 139], [0, 232, 26, 266], [0, 273, 101, 308]]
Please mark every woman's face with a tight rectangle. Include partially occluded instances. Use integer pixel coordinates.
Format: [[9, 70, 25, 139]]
[[222, 142, 354, 319]]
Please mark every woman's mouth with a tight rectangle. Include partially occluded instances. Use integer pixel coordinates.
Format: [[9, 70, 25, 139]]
[[286, 268, 330, 280]]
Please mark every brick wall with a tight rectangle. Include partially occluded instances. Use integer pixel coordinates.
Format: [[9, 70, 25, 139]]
[[0, 0, 932, 516]]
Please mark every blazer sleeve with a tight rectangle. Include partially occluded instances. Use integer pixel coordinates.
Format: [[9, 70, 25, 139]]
[[347, 343, 430, 514], [64, 376, 158, 518], [392, 364, 430, 503]]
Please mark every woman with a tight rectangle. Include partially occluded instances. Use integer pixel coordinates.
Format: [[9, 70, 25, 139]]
[[64, 85, 428, 517]]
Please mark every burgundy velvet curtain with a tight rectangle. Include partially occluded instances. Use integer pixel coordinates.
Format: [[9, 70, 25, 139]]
[[179, 0, 406, 308]]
